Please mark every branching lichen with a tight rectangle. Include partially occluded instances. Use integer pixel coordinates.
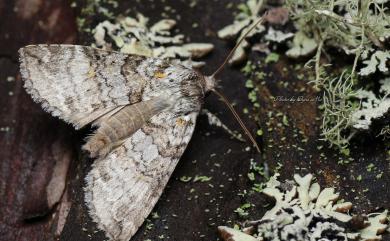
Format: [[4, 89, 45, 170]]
[[217, 0, 390, 149], [284, 0, 390, 149], [320, 73, 358, 149]]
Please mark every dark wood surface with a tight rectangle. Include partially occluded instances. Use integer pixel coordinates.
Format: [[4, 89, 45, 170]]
[[0, 1, 388, 241], [0, 1, 77, 241]]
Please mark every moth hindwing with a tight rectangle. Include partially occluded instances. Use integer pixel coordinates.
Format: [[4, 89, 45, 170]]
[[19, 44, 212, 241]]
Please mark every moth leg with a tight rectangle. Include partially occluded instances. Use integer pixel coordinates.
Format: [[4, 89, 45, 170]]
[[201, 109, 245, 142]]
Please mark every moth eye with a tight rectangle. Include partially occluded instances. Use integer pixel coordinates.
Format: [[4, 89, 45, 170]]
[[169, 79, 174, 82]]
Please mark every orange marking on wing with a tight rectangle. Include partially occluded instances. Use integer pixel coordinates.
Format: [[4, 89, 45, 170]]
[[176, 117, 187, 126], [154, 71, 167, 79], [87, 68, 96, 78]]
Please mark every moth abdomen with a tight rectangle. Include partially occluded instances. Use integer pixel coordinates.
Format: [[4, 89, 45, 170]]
[[83, 132, 112, 158], [83, 98, 169, 157]]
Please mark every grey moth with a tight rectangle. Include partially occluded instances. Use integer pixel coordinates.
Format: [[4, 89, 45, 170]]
[[18, 18, 263, 241], [19, 44, 217, 240]]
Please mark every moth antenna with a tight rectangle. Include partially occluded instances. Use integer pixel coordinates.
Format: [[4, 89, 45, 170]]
[[207, 14, 267, 153], [211, 89, 261, 153], [211, 14, 267, 78]]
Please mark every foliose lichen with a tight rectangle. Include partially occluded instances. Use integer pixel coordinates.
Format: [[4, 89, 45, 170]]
[[219, 173, 388, 241], [93, 12, 214, 67]]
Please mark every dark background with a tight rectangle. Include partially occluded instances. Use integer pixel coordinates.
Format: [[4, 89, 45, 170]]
[[0, 0, 388, 241]]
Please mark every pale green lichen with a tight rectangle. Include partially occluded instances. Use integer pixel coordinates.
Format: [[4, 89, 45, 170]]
[[219, 173, 389, 241], [75, 0, 118, 32], [285, 31, 317, 58], [320, 72, 358, 149], [281, 0, 390, 149], [360, 51, 390, 76], [351, 78, 390, 130], [217, 0, 266, 64], [264, 27, 294, 43], [92, 13, 214, 67]]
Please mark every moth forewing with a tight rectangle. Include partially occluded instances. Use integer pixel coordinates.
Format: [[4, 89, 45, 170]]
[[18, 45, 147, 129]]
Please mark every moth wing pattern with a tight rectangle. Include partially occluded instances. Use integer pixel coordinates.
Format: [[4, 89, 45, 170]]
[[19, 44, 146, 129], [84, 112, 198, 241]]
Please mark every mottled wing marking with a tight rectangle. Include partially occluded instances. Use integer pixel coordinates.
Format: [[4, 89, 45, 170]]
[[19, 44, 146, 129], [84, 112, 197, 241]]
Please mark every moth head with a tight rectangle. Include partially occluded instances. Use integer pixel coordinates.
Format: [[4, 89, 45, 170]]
[[204, 75, 218, 92]]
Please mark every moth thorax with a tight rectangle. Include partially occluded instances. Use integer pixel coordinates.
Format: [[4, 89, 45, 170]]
[[180, 73, 206, 101]]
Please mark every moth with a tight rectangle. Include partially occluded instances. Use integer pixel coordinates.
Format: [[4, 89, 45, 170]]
[[18, 18, 263, 241]]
